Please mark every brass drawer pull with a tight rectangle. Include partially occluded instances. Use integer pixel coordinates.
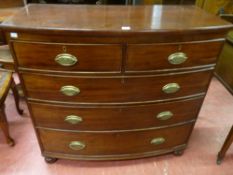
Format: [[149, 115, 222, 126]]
[[65, 115, 83, 124], [156, 111, 173, 120], [151, 137, 165, 145], [60, 85, 80, 96], [69, 141, 86, 151], [168, 52, 188, 65], [55, 53, 78, 66], [162, 83, 180, 94]]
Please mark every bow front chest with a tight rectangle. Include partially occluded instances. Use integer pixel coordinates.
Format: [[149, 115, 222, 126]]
[[1, 4, 232, 163]]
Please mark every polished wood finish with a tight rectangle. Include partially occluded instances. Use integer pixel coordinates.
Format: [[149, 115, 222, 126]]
[[21, 70, 212, 104], [13, 42, 122, 72], [217, 126, 233, 164], [38, 123, 193, 160], [30, 97, 202, 130], [1, 4, 232, 162], [126, 40, 223, 72], [1, 5, 232, 37], [0, 8, 23, 22]]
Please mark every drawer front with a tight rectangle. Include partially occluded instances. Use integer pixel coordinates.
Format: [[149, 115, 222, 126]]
[[13, 42, 122, 72], [126, 41, 223, 71], [38, 123, 193, 155], [31, 97, 202, 130], [22, 70, 212, 103]]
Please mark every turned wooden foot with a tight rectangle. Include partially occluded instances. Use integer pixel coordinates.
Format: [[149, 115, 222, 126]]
[[11, 80, 23, 115], [174, 149, 184, 156], [44, 157, 58, 164]]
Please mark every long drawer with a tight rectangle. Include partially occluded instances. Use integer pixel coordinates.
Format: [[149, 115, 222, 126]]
[[126, 40, 223, 71], [21, 70, 212, 104], [30, 97, 202, 130], [38, 123, 193, 156], [12, 42, 122, 72]]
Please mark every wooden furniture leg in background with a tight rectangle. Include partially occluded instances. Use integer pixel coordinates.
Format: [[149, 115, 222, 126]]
[[11, 79, 23, 115], [0, 104, 14, 146], [217, 126, 233, 164], [0, 73, 23, 146]]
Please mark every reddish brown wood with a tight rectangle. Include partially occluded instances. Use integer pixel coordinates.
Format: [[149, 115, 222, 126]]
[[30, 97, 203, 130], [13, 42, 122, 72], [38, 123, 193, 158], [126, 40, 224, 71], [4, 31, 230, 44], [21, 70, 212, 104], [1, 5, 232, 36], [1, 4, 232, 162]]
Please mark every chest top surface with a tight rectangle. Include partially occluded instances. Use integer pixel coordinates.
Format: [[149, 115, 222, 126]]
[[1, 4, 232, 34]]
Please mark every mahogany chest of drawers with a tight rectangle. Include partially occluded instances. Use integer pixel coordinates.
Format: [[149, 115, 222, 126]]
[[1, 4, 232, 163]]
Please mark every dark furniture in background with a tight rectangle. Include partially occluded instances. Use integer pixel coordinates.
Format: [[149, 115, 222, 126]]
[[163, 0, 195, 4], [215, 15, 233, 94], [28, 0, 129, 4], [28, 0, 195, 4], [0, 0, 24, 8], [215, 15, 233, 165]]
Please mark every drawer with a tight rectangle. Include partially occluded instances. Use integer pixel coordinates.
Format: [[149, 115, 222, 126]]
[[30, 97, 202, 130], [21, 70, 212, 103], [126, 41, 223, 72], [12, 42, 122, 72], [38, 123, 193, 156]]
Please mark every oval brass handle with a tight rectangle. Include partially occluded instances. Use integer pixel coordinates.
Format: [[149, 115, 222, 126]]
[[69, 141, 86, 151], [55, 53, 78, 66], [65, 115, 83, 124], [156, 111, 173, 120], [60, 85, 80, 96], [151, 137, 166, 145], [162, 83, 180, 94], [168, 52, 188, 65]]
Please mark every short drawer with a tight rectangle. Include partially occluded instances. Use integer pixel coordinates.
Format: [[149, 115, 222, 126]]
[[12, 42, 122, 72], [126, 40, 223, 71], [30, 97, 202, 130], [21, 70, 212, 103], [38, 123, 193, 155]]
